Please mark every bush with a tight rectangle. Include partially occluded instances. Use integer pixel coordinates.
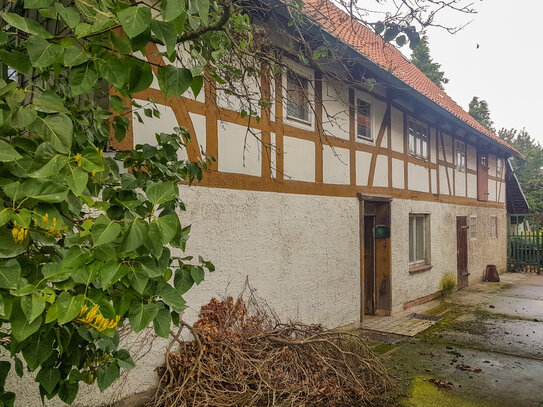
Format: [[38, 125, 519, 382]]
[[440, 273, 456, 295]]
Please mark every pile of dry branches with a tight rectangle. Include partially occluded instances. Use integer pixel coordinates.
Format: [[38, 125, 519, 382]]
[[149, 287, 394, 407]]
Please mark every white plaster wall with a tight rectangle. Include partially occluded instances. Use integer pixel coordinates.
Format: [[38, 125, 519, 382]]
[[322, 79, 350, 140], [189, 112, 206, 154], [498, 182, 506, 203], [467, 143, 477, 171], [488, 179, 497, 202], [10, 187, 360, 407], [355, 151, 371, 186], [441, 133, 453, 162], [283, 136, 315, 182], [488, 154, 497, 177], [391, 199, 507, 312], [430, 128, 437, 163], [373, 155, 388, 187], [217, 121, 261, 177], [132, 99, 188, 161], [322, 145, 350, 184], [439, 166, 450, 195], [392, 158, 404, 189], [455, 169, 466, 197], [408, 163, 429, 192], [431, 169, 437, 194], [467, 173, 477, 199], [390, 107, 404, 153]]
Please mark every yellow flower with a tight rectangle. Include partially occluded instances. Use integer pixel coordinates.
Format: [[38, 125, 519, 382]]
[[11, 226, 27, 244], [75, 153, 82, 166], [75, 304, 120, 332], [42, 213, 49, 224]]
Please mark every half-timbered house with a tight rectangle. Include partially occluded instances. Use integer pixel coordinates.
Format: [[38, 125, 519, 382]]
[[113, 0, 523, 327]]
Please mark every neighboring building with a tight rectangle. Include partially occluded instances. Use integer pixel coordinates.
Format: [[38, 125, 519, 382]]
[[114, 0, 522, 326]]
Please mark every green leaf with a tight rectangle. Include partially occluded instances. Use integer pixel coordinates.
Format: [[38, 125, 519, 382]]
[[155, 214, 179, 244], [21, 294, 45, 323], [35, 113, 73, 154], [45, 303, 57, 323], [146, 222, 163, 258], [191, 75, 204, 98], [35, 366, 60, 394], [121, 219, 149, 253], [0, 12, 52, 38], [65, 166, 88, 195], [10, 302, 41, 342], [157, 65, 192, 98], [24, 0, 53, 9], [101, 261, 129, 289], [26, 36, 64, 68], [63, 247, 91, 268], [127, 59, 153, 94], [97, 363, 119, 392], [56, 292, 84, 324], [93, 220, 121, 246], [98, 55, 127, 89], [58, 382, 78, 404], [374, 21, 385, 34], [115, 349, 135, 370], [153, 308, 171, 338], [174, 268, 193, 294], [22, 330, 53, 371], [0, 209, 12, 227], [29, 155, 68, 178], [33, 91, 69, 113], [128, 302, 158, 332], [70, 62, 98, 96], [63, 46, 91, 67], [80, 146, 104, 172], [117, 6, 152, 39], [190, 266, 205, 285], [0, 361, 10, 388], [41, 263, 71, 282], [14, 358, 23, 377], [0, 259, 21, 289], [197, 0, 210, 25], [54, 3, 80, 29], [161, 0, 186, 22], [151, 20, 177, 57], [0, 140, 22, 162], [0, 231, 28, 258], [127, 268, 148, 294], [6, 179, 69, 202], [0, 50, 31, 75], [11, 106, 37, 129], [158, 282, 186, 312], [146, 182, 177, 205]]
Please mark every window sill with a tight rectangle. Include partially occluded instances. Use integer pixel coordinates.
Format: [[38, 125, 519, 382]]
[[408, 153, 429, 161], [356, 135, 374, 142], [409, 264, 433, 274], [285, 115, 312, 127]]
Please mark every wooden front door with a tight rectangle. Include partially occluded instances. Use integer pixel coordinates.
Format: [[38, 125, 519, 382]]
[[477, 152, 489, 201], [363, 216, 375, 315], [456, 216, 469, 289]]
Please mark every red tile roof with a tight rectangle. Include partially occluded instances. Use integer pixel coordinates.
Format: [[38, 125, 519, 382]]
[[302, 0, 522, 157]]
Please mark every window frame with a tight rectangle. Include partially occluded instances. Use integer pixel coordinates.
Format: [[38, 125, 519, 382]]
[[356, 97, 372, 141], [470, 216, 477, 239], [409, 214, 431, 267], [407, 118, 429, 160], [497, 157, 503, 178], [455, 140, 466, 171], [284, 68, 313, 126], [490, 216, 498, 238]]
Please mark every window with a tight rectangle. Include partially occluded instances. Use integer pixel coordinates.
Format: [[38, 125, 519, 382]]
[[470, 216, 477, 239], [490, 216, 498, 238], [408, 119, 428, 159], [497, 158, 503, 178], [356, 98, 372, 139], [456, 140, 466, 171], [286, 70, 310, 123], [409, 214, 430, 265]]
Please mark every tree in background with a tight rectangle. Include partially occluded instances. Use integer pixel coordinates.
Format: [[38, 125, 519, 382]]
[[469, 96, 496, 134], [499, 129, 543, 213], [410, 35, 449, 90]]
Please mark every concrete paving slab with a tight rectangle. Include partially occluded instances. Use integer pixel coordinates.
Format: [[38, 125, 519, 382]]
[[485, 296, 543, 320]]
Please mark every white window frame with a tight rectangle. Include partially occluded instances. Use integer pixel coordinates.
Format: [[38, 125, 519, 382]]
[[470, 216, 477, 239], [409, 214, 430, 266], [497, 158, 503, 178], [407, 118, 429, 160], [490, 216, 498, 238], [455, 140, 466, 171], [283, 61, 314, 129]]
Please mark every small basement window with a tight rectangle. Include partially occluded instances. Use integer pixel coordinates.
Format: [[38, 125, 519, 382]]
[[409, 214, 430, 268], [408, 119, 428, 160], [356, 98, 372, 140], [456, 140, 466, 171], [490, 216, 498, 238], [470, 216, 477, 239], [286, 70, 310, 123]]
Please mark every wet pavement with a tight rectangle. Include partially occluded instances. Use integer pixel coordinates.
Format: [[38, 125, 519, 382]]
[[363, 273, 543, 406]]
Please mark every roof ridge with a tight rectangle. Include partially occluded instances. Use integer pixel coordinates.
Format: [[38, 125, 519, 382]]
[[300, 0, 522, 157]]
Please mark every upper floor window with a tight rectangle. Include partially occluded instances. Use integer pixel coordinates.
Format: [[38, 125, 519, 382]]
[[456, 140, 466, 171], [408, 119, 428, 159], [286, 70, 310, 123], [497, 158, 503, 178], [356, 99, 372, 140]]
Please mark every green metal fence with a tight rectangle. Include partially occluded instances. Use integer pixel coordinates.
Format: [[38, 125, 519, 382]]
[[508, 214, 543, 273]]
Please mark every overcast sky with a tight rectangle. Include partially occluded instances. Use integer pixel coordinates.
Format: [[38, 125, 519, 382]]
[[418, 1, 543, 144]]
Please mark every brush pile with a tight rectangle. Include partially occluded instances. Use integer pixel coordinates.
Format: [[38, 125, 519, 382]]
[[150, 288, 394, 406]]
